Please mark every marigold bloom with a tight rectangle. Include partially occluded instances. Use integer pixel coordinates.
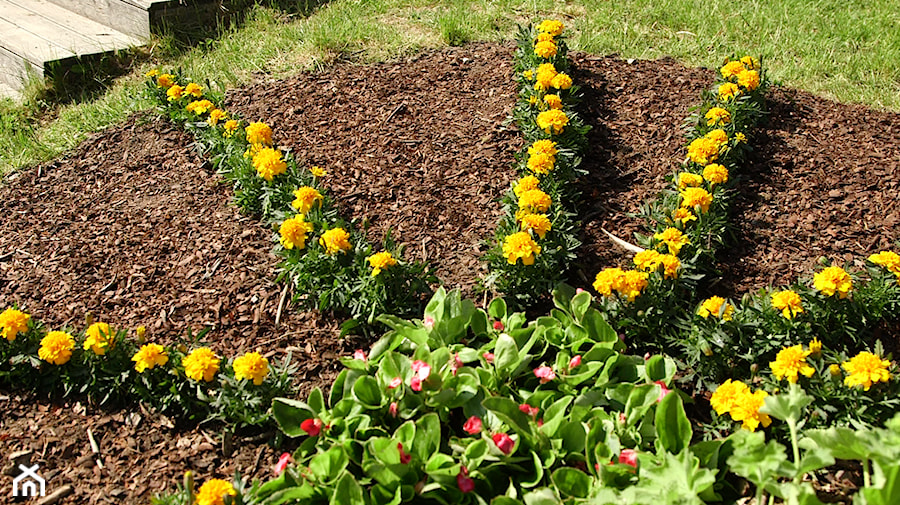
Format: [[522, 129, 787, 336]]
[[771, 290, 803, 319], [710, 379, 750, 415], [513, 175, 541, 198], [156, 73, 175, 88], [735, 132, 747, 143], [672, 208, 697, 224], [291, 186, 324, 214], [83, 322, 114, 356], [253, 148, 288, 182], [633, 250, 663, 272], [829, 364, 842, 377], [619, 271, 649, 301], [740, 55, 760, 70], [687, 137, 720, 165], [551, 73, 572, 90], [869, 251, 900, 277], [185, 99, 213, 115], [528, 139, 558, 158], [705, 107, 731, 126], [166, 84, 184, 101], [770, 345, 814, 383], [518, 188, 552, 214], [184, 82, 203, 98], [718, 82, 740, 101], [813, 265, 852, 298], [705, 129, 728, 146], [544, 94, 563, 110], [698, 296, 733, 321], [536, 32, 554, 43], [535, 63, 557, 90], [536, 109, 569, 134], [207, 108, 227, 126], [702, 164, 729, 185], [279, 215, 313, 250], [593, 267, 625, 296], [523, 69, 534, 80], [534, 40, 558, 59], [659, 254, 681, 279], [843, 351, 891, 391], [132, 343, 168, 372], [737, 69, 760, 91], [720, 60, 746, 80], [527, 152, 555, 174], [518, 213, 551, 239], [196, 479, 236, 505], [145, 69, 160, 77], [223, 119, 239, 137], [654, 227, 690, 256], [39, 331, 75, 365], [245, 122, 273, 145], [809, 337, 823, 357], [678, 172, 703, 190], [233, 352, 269, 385], [681, 187, 713, 213], [537, 19, 564, 37], [183, 347, 220, 382], [320, 228, 352, 255], [310, 165, 326, 177], [730, 389, 772, 432], [367, 251, 398, 276], [0, 308, 30, 342], [503, 231, 541, 265]]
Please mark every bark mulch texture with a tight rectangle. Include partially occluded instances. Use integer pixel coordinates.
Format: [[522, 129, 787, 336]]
[[1, 43, 899, 503]]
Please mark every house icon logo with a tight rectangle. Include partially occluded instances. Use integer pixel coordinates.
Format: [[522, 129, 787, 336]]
[[12, 464, 45, 497]]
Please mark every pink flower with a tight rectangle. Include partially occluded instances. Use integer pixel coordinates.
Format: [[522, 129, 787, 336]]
[[451, 353, 463, 376], [398, 443, 411, 464], [576, 288, 585, 295], [492, 433, 515, 455], [353, 349, 367, 361], [534, 366, 556, 384], [389, 402, 398, 418], [274, 452, 292, 475], [410, 376, 423, 391], [569, 355, 582, 370], [537, 418, 544, 427], [493, 320, 504, 331], [388, 376, 402, 389], [423, 316, 435, 329], [618, 449, 638, 468], [463, 416, 483, 435], [518, 404, 539, 417], [654, 380, 671, 403], [301, 418, 323, 437], [618, 412, 627, 424], [410, 360, 431, 391], [457, 466, 475, 493], [483, 352, 495, 363]]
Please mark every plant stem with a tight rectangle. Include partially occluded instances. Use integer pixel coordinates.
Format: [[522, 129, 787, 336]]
[[863, 458, 871, 489], [787, 417, 801, 484]]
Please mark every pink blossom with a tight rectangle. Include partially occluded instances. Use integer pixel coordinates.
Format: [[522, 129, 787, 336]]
[[463, 416, 482, 435], [274, 452, 292, 475], [537, 418, 544, 428], [398, 443, 411, 464], [655, 380, 671, 403], [451, 353, 463, 376], [300, 418, 323, 437], [569, 355, 582, 370], [423, 316, 435, 329], [492, 433, 515, 455], [618, 449, 638, 468], [483, 352, 495, 363], [618, 412, 627, 424], [518, 404, 539, 417], [493, 320, 504, 331], [576, 288, 585, 294], [410, 376, 422, 391], [388, 376, 402, 389], [534, 366, 556, 384], [389, 402, 398, 418], [457, 466, 475, 493], [353, 349, 367, 361], [411, 360, 431, 380]]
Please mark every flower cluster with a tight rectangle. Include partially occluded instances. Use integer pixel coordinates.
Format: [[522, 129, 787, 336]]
[[710, 379, 772, 432]]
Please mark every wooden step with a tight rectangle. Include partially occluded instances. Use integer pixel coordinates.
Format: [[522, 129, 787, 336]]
[[41, 0, 154, 40]]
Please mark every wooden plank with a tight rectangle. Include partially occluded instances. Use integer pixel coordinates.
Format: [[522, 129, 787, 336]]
[[41, 0, 150, 39], [0, 14, 75, 66], [2, 0, 142, 52], [0, 43, 43, 91]]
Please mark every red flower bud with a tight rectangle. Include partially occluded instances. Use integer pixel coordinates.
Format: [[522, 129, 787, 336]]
[[493, 320, 504, 331], [518, 404, 539, 417], [300, 418, 322, 437], [398, 443, 411, 464], [492, 433, 515, 455], [389, 402, 398, 418], [388, 376, 402, 389], [483, 352, 495, 363], [569, 355, 582, 369], [410, 376, 422, 391], [463, 416, 483, 435], [618, 449, 638, 468], [534, 366, 556, 384], [274, 452, 292, 475], [654, 380, 671, 403], [457, 466, 475, 493], [353, 349, 367, 361]]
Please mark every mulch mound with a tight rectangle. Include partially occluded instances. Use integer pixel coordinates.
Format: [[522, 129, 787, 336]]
[[1, 42, 899, 503]]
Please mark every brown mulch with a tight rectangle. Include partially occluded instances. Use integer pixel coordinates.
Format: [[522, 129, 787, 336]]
[[1, 42, 899, 503]]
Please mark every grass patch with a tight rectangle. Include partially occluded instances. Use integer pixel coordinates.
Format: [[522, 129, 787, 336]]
[[2, 0, 899, 174]]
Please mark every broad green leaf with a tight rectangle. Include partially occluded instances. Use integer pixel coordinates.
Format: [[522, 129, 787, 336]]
[[760, 383, 812, 423], [552, 284, 577, 312], [465, 439, 489, 467], [559, 421, 587, 455], [521, 450, 545, 488], [624, 384, 657, 426], [570, 290, 592, 322], [414, 413, 441, 462], [260, 483, 321, 505], [801, 426, 876, 462], [307, 387, 326, 415], [483, 396, 534, 442], [859, 462, 900, 505], [494, 333, 520, 374], [352, 375, 383, 409], [644, 355, 666, 382], [488, 297, 508, 320], [540, 396, 573, 437], [551, 468, 592, 498], [310, 446, 349, 483], [471, 309, 488, 336], [331, 472, 365, 505], [655, 392, 691, 454], [491, 497, 524, 505], [424, 453, 459, 477], [727, 430, 791, 488], [523, 487, 561, 505], [272, 398, 314, 437], [582, 310, 618, 344]]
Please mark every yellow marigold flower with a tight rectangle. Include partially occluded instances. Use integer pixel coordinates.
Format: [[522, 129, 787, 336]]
[[730, 389, 772, 432], [537, 19, 564, 37], [544, 94, 563, 110], [535, 63, 557, 89], [551, 73, 572, 90], [869, 251, 900, 277], [705, 107, 731, 126], [253, 148, 288, 182], [223, 119, 239, 137], [232, 352, 269, 385], [653, 227, 690, 256], [633, 250, 663, 272], [0, 308, 30, 342], [843, 351, 891, 391], [518, 188, 552, 214], [367, 251, 398, 276], [185, 99, 214, 115], [503, 231, 541, 265], [83, 322, 114, 356], [687, 137, 720, 165], [702, 164, 729, 186], [38, 331, 75, 365], [183, 347, 220, 382], [813, 265, 852, 298], [593, 268, 625, 296], [527, 152, 555, 174], [681, 187, 713, 213], [534, 40, 558, 59], [536, 32, 555, 43], [519, 213, 552, 239], [196, 479, 236, 505], [740, 56, 759, 70], [245, 122, 273, 146], [771, 290, 803, 319], [523, 69, 534, 80], [145, 69, 160, 77], [718, 83, 740, 101], [735, 132, 747, 143], [166, 84, 184, 101], [698, 296, 733, 321], [809, 337, 823, 357], [619, 270, 649, 302], [132, 343, 168, 373], [156, 73, 175, 88], [528, 95, 538, 106], [678, 172, 704, 190], [710, 379, 750, 415], [672, 208, 697, 224], [320, 228, 352, 255], [770, 345, 814, 383], [513, 175, 541, 198], [529, 139, 558, 158], [829, 364, 842, 377], [184, 82, 203, 98], [291, 186, 324, 214], [310, 165, 327, 178], [279, 215, 314, 250], [737, 69, 760, 91], [705, 129, 728, 146], [659, 254, 681, 279], [207, 109, 227, 126], [536, 109, 569, 135], [720, 60, 746, 80]]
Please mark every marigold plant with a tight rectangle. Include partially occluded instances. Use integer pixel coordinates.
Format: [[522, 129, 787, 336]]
[[245, 121, 273, 145], [534, 40, 557, 59], [551, 73, 572, 90], [38, 331, 75, 365], [869, 250, 900, 277], [702, 164, 729, 185], [291, 186, 324, 214], [729, 389, 771, 432], [185, 100, 213, 115], [698, 296, 734, 321], [537, 19, 564, 37], [184, 82, 203, 97], [842, 351, 891, 391], [687, 137, 720, 165], [196, 479, 236, 505], [166, 84, 184, 102], [503, 232, 541, 265], [208, 109, 227, 126], [0, 307, 29, 342], [681, 187, 714, 213], [232, 352, 270, 385], [678, 172, 703, 189], [718, 82, 740, 101], [367, 251, 398, 276], [771, 290, 803, 319], [132, 343, 169, 373], [544, 94, 563, 110], [319, 228, 352, 255], [517, 189, 552, 214], [513, 175, 540, 198], [705, 107, 731, 126], [252, 148, 288, 182], [183, 347, 220, 382], [279, 216, 314, 250], [519, 213, 552, 239], [813, 265, 852, 298], [770, 345, 814, 383], [83, 322, 114, 356], [653, 227, 690, 256], [536, 109, 569, 134]]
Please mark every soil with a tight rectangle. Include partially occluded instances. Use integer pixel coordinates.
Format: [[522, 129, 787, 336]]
[[1, 42, 899, 503]]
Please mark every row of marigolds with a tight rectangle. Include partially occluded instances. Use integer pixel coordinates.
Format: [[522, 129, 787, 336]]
[[144, 72, 434, 324], [483, 20, 590, 306], [0, 308, 295, 427]]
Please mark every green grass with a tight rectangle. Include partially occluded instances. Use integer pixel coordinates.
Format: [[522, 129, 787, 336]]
[[2, 0, 899, 174]]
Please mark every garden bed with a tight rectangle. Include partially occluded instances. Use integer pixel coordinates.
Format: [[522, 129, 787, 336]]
[[1, 42, 899, 503]]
